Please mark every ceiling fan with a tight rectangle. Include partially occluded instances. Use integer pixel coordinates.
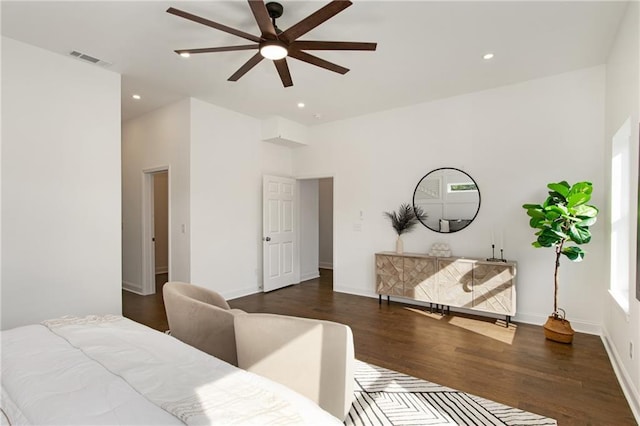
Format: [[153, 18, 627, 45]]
[[167, 0, 377, 87]]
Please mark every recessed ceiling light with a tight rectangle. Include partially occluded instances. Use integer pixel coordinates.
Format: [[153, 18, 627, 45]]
[[180, 52, 191, 58], [132, 94, 141, 100], [297, 102, 305, 108], [483, 53, 494, 60]]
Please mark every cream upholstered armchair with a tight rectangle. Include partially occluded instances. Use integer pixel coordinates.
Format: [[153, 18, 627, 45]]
[[163, 282, 355, 421], [163, 281, 246, 366], [234, 313, 355, 421]]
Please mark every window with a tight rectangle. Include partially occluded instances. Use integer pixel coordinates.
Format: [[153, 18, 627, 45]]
[[447, 182, 478, 193], [610, 118, 632, 312]]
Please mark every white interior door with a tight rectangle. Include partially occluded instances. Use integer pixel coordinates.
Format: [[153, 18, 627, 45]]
[[263, 175, 297, 292]]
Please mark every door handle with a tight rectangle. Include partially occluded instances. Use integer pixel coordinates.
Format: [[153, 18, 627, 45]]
[[264, 236, 271, 242]]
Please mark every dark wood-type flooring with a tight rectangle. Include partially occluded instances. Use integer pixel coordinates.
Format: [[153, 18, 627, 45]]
[[122, 273, 169, 332], [123, 270, 636, 426]]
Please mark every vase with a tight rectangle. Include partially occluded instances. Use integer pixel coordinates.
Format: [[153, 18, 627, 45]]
[[543, 315, 574, 344], [396, 235, 404, 254]]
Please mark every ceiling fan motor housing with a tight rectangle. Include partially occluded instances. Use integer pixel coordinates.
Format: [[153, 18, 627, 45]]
[[266, 2, 284, 19]]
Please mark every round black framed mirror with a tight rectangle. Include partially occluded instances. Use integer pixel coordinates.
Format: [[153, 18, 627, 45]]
[[413, 167, 481, 233]]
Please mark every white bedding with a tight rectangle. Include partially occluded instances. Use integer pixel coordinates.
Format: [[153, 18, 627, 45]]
[[1, 315, 342, 425]]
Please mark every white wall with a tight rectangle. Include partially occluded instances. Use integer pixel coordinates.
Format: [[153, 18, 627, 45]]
[[294, 66, 607, 333], [1, 37, 121, 329], [189, 98, 293, 299], [603, 1, 640, 420], [299, 179, 319, 281], [122, 100, 191, 293], [319, 178, 334, 269]]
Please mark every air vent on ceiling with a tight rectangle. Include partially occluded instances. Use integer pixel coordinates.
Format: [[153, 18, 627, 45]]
[[69, 50, 112, 67]]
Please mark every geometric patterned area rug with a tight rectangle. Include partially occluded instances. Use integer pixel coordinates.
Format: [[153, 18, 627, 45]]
[[345, 360, 557, 426]]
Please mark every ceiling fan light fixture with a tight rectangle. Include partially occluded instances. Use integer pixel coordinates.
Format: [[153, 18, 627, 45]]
[[167, 1, 376, 87], [260, 40, 288, 60]]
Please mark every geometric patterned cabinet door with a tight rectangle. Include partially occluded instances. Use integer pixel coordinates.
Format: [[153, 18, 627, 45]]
[[403, 256, 437, 302], [375, 254, 404, 297], [472, 263, 516, 315], [375, 252, 517, 322], [437, 258, 473, 308]]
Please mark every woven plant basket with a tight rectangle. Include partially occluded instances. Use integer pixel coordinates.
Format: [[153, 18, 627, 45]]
[[543, 309, 574, 344]]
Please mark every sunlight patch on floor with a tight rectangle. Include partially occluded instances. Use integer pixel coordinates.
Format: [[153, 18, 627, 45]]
[[404, 307, 446, 320], [447, 316, 517, 345], [404, 307, 517, 344]]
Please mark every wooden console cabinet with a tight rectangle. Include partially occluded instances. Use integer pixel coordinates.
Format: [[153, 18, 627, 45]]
[[375, 252, 516, 323]]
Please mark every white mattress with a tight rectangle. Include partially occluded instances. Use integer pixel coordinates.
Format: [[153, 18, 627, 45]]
[[1, 315, 342, 425]]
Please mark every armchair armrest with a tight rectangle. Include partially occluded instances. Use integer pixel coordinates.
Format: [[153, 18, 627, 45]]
[[234, 313, 354, 421], [163, 281, 245, 366]]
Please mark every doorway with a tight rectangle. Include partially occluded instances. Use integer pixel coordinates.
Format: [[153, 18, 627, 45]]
[[298, 177, 334, 288], [153, 172, 169, 287], [318, 178, 334, 276], [122, 168, 169, 328], [141, 167, 170, 295]]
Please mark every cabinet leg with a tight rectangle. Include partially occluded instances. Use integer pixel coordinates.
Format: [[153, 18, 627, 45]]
[[387, 295, 390, 305], [379, 294, 381, 305], [506, 315, 510, 328]]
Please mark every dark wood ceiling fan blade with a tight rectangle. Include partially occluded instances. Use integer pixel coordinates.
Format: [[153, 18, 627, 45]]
[[248, 0, 277, 39], [290, 41, 377, 51], [228, 52, 264, 81], [167, 7, 261, 43], [175, 45, 258, 55], [287, 50, 349, 74], [280, 0, 352, 43], [273, 59, 293, 87]]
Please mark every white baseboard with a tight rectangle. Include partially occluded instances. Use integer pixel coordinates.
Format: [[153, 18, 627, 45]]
[[225, 286, 261, 301], [319, 262, 333, 270], [122, 281, 144, 295], [155, 266, 168, 274], [510, 312, 547, 327], [562, 318, 601, 335], [514, 312, 601, 335], [333, 285, 376, 298], [300, 271, 320, 282], [602, 330, 640, 424]]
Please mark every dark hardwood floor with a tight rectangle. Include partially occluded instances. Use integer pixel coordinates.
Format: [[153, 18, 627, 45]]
[[122, 273, 169, 332], [122, 269, 636, 426]]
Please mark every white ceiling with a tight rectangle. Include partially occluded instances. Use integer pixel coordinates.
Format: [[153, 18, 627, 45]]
[[1, 1, 629, 126]]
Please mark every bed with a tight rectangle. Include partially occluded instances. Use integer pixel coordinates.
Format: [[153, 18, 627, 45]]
[[0, 315, 342, 425]]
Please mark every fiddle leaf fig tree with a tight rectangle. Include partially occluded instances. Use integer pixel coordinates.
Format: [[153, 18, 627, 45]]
[[522, 181, 598, 316]]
